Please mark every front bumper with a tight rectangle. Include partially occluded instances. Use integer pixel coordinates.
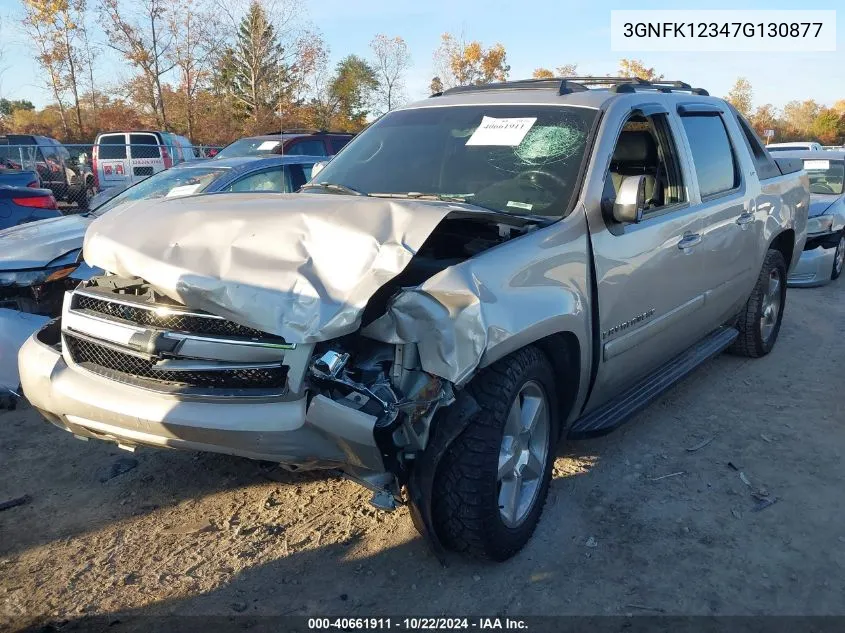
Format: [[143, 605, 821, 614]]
[[18, 329, 386, 472], [787, 245, 836, 287]]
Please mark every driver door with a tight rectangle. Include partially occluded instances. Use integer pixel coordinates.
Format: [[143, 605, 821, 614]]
[[585, 108, 712, 410]]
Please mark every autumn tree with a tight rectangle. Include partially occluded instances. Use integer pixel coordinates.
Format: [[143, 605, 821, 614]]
[[811, 108, 845, 145], [726, 77, 753, 117], [750, 103, 780, 140], [370, 34, 410, 113], [617, 58, 663, 81], [532, 64, 578, 78], [432, 32, 509, 89], [308, 53, 378, 131], [429, 76, 443, 94], [167, 0, 215, 140], [782, 100, 821, 137], [21, 0, 75, 137], [220, 1, 285, 126], [100, 0, 174, 129]]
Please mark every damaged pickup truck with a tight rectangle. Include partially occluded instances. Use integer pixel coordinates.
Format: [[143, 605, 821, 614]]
[[18, 78, 809, 561]]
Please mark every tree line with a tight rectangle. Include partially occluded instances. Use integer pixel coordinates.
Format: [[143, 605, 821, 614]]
[[2, 6, 843, 148]]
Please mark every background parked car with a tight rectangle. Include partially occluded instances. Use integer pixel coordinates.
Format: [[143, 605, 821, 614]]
[[92, 130, 194, 192], [0, 154, 322, 316], [213, 130, 353, 160], [0, 186, 59, 232], [0, 168, 40, 189], [767, 141, 824, 152], [783, 150, 845, 286], [0, 134, 93, 208]]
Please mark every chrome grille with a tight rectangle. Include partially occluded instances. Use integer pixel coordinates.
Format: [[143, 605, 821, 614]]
[[74, 294, 283, 341], [65, 334, 287, 390]]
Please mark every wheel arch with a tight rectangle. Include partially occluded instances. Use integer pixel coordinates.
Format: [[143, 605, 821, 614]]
[[769, 229, 795, 271]]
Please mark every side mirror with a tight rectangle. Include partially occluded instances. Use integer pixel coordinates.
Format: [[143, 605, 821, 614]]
[[612, 175, 646, 224], [310, 160, 329, 180]]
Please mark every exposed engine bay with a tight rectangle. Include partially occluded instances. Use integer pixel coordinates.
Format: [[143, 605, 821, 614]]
[[65, 211, 539, 494]]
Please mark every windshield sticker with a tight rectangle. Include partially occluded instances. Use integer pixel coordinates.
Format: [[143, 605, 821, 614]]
[[466, 117, 537, 146], [507, 200, 534, 211], [804, 160, 830, 170], [166, 184, 202, 198], [258, 141, 280, 151]]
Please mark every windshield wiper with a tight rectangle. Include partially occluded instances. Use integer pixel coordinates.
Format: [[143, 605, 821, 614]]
[[369, 191, 469, 202], [370, 192, 551, 226], [300, 182, 368, 196]]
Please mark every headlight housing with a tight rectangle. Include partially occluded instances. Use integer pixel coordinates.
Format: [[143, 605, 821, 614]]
[[806, 215, 834, 236]]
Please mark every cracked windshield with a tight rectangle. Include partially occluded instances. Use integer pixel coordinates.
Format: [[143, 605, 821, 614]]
[[313, 105, 597, 216]]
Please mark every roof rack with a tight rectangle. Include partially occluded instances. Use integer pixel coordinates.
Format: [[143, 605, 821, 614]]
[[260, 129, 355, 136], [432, 77, 709, 98]]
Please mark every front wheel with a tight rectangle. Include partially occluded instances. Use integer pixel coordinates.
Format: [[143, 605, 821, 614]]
[[730, 249, 787, 358], [430, 346, 560, 561], [831, 233, 844, 281]]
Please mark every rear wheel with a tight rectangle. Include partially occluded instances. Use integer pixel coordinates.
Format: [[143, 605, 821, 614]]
[[730, 249, 787, 358], [430, 346, 560, 561], [831, 233, 844, 281]]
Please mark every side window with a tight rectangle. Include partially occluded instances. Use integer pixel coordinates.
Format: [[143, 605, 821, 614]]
[[680, 115, 739, 199], [330, 136, 352, 153], [606, 113, 687, 215], [224, 168, 287, 193], [39, 142, 60, 175], [735, 115, 779, 180], [287, 164, 309, 191], [130, 134, 161, 159], [98, 135, 127, 159], [286, 139, 327, 156]]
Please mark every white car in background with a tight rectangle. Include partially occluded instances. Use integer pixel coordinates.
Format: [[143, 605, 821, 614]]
[[767, 141, 824, 153]]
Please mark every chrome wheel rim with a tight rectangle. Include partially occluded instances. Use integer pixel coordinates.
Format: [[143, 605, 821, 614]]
[[760, 268, 782, 343], [497, 380, 550, 528], [834, 237, 845, 276]]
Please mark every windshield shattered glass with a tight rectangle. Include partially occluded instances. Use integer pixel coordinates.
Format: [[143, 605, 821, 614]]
[[311, 105, 597, 216]]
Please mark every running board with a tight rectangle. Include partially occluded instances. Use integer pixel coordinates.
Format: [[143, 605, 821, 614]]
[[568, 327, 739, 439]]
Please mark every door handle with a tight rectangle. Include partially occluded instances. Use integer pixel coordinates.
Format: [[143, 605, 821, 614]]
[[736, 211, 754, 226], [677, 233, 702, 250]]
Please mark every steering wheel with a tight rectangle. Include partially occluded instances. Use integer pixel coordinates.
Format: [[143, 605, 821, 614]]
[[517, 170, 568, 190], [813, 183, 835, 194]]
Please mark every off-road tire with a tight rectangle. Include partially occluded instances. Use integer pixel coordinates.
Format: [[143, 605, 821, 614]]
[[730, 249, 787, 358], [431, 346, 560, 561], [831, 233, 844, 281]]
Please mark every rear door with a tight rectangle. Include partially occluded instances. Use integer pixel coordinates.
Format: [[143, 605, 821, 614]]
[[97, 133, 131, 188], [675, 106, 759, 327], [585, 106, 712, 409], [128, 133, 165, 183]]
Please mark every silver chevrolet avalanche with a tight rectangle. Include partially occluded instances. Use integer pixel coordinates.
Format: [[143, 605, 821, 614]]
[[18, 77, 809, 561]]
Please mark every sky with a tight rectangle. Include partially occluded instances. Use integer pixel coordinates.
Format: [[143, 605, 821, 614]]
[[0, 0, 842, 112]]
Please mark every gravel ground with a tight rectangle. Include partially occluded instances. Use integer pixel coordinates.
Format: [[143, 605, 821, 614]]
[[1, 279, 844, 630]]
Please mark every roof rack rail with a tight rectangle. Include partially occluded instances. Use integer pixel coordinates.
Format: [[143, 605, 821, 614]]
[[431, 77, 709, 98], [260, 128, 354, 136], [435, 78, 590, 97]]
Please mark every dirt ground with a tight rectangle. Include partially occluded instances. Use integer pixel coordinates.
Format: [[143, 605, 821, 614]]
[[2, 279, 844, 630]]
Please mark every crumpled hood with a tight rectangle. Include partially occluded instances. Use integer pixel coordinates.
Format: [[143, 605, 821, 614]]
[[0, 214, 91, 271], [83, 193, 453, 342], [809, 195, 838, 218]]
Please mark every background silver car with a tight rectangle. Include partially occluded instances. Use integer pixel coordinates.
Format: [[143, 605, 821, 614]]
[[782, 150, 845, 286]]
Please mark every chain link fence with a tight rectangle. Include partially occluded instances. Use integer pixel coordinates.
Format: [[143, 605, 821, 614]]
[[0, 142, 222, 210]]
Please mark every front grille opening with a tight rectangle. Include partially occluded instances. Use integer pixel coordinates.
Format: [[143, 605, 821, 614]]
[[65, 335, 288, 391], [74, 294, 284, 341]]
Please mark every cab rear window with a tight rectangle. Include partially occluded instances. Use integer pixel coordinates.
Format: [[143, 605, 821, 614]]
[[98, 135, 127, 160], [130, 134, 161, 159]]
